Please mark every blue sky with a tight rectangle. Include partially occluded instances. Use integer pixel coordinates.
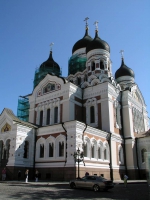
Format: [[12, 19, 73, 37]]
[[0, 0, 150, 122]]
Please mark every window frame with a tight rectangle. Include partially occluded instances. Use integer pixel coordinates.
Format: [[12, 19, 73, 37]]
[[46, 108, 50, 125], [141, 148, 147, 163], [54, 107, 58, 124], [23, 141, 29, 159]]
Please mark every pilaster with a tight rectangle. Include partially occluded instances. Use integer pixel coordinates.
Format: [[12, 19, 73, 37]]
[[63, 121, 86, 167]]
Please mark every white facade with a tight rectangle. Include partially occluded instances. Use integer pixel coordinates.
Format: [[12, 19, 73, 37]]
[[0, 24, 149, 181]]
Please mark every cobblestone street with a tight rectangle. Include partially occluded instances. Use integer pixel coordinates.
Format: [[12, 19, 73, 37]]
[[0, 182, 149, 200]]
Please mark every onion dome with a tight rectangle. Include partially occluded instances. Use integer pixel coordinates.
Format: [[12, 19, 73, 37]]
[[40, 51, 60, 73], [33, 50, 61, 88], [115, 58, 135, 79], [86, 30, 110, 53], [72, 27, 93, 54]]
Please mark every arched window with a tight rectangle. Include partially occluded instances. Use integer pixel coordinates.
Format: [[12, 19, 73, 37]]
[[84, 143, 87, 157], [100, 61, 104, 69], [54, 107, 58, 123], [49, 143, 54, 157], [1, 123, 11, 132], [104, 149, 107, 160], [46, 109, 50, 125], [91, 145, 95, 158], [118, 146, 124, 164], [119, 149, 121, 162], [84, 75, 88, 82], [84, 137, 90, 158], [90, 106, 95, 123], [51, 84, 55, 90], [141, 148, 147, 163], [77, 77, 81, 85], [0, 141, 3, 161], [98, 147, 101, 159], [4, 126, 9, 132], [43, 83, 55, 94], [40, 144, 44, 158], [59, 142, 64, 157], [6, 139, 10, 160], [24, 141, 29, 158], [39, 110, 43, 126], [91, 62, 95, 71]]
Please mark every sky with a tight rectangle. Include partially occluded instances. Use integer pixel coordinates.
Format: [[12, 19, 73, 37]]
[[0, 0, 150, 122]]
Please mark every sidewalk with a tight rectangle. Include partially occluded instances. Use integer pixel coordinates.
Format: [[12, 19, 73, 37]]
[[0, 179, 147, 185], [114, 180, 147, 184]]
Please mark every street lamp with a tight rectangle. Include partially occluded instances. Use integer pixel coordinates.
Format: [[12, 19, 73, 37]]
[[73, 148, 84, 179]]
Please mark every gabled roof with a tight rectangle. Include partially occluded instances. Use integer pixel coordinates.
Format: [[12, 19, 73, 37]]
[[0, 108, 38, 128], [135, 129, 150, 138], [32, 73, 68, 94]]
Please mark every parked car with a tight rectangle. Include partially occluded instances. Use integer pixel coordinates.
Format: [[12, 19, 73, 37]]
[[69, 175, 114, 192]]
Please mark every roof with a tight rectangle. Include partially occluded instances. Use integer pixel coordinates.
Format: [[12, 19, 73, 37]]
[[72, 28, 93, 54], [1, 108, 38, 128], [33, 50, 61, 88], [32, 73, 68, 93], [115, 58, 135, 79], [135, 129, 150, 138], [86, 31, 110, 53], [40, 51, 60, 71]]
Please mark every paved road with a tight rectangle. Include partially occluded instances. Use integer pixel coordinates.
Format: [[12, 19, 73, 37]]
[[0, 182, 149, 200]]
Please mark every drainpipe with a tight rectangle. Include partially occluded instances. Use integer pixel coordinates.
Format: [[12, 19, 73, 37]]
[[81, 88, 84, 123], [81, 86, 88, 166], [81, 85, 86, 166], [62, 123, 67, 181], [62, 123, 67, 166], [82, 123, 87, 166], [135, 137, 141, 179], [33, 128, 37, 179], [107, 132, 113, 181], [120, 91, 127, 176]]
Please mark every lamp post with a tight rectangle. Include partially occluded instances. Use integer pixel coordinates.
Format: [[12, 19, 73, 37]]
[[73, 148, 84, 179]]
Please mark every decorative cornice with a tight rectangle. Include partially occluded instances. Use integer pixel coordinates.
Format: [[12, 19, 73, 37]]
[[116, 76, 134, 83], [38, 124, 64, 135], [85, 126, 107, 139], [111, 132, 123, 143], [73, 47, 86, 56], [63, 121, 86, 132], [87, 49, 110, 60]]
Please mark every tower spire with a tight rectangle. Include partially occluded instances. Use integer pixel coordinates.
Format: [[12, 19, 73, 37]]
[[50, 42, 54, 51], [94, 21, 99, 32], [84, 17, 89, 30], [119, 50, 125, 65], [49, 43, 54, 59], [119, 50, 124, 59]]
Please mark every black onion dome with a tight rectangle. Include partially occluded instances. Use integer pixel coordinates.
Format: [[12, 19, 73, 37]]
[[115, 58, 135, 79], [86, 31, 110, 53], [72, 28, 93, 54], [40, 51, 60, 71], [33, 50, 61, 88]]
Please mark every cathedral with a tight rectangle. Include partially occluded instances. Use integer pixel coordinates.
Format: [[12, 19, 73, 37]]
[[0, 20, 149, 181]]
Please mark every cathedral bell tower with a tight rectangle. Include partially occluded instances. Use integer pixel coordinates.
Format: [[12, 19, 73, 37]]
[[68, 18, 93, 75], [86, 21, 112, 78]]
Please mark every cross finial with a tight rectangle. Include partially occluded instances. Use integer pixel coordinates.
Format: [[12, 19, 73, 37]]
[[50, 42, 54, 51], [84, 17, 89, 25], [94, 21, 99, 31], [119, 50, 124, 59], [84, 17, 89, 29]]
